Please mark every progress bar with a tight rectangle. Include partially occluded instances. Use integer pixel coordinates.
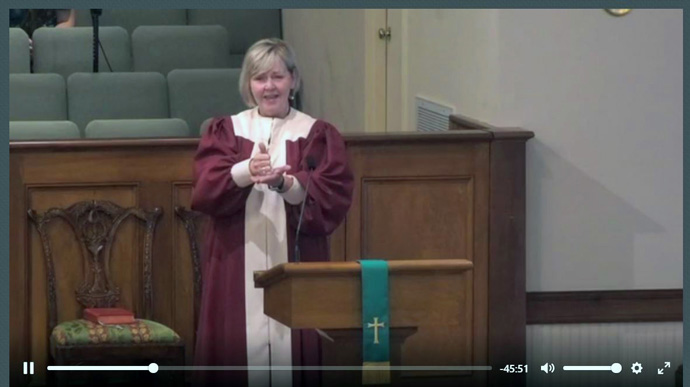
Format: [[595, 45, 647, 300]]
[[563, 363, 622, 374], [47, 364, 492, 372], [49, 364, 159, 373]]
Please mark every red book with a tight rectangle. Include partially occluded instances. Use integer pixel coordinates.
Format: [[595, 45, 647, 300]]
[[83, 308, 135, 325]]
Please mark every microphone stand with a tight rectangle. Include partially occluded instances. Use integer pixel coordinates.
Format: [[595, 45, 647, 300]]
[[90, 9, 102, 72]]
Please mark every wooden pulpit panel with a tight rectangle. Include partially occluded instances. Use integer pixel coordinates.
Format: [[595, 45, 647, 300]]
[[346, 140, 490, 383], [361, 177, 473, 260]]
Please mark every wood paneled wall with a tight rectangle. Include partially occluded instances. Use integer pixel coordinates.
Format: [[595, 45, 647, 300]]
[[10, 126, 532, 387]]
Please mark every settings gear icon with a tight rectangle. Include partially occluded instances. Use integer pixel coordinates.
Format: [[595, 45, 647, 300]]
[[631, 362, 643, 374]]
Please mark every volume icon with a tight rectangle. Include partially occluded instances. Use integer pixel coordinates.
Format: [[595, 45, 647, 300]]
[[541, 363, 555, 373]]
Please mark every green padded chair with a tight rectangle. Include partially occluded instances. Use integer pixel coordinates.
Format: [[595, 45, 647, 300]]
[[85, 118, 190, 138], [132, 25, 230, 75], [73, 9, 187, 34], [28, 200, 184, 385], [67, 72, 169, 136], [33, 26, 131, 79], [199, 117, 213, 136], [10, 121, 80, 140], [10, 28, 30, 73], [187, 10, 282, 67], [10, 73, 67, 121], [167, 68, 245, 136]]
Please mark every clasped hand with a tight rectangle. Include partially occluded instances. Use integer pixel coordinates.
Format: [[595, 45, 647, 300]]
[[249, 143, 291, 186]]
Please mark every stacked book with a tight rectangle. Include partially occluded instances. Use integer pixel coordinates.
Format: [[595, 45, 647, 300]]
[[83, 308, 135, 325]]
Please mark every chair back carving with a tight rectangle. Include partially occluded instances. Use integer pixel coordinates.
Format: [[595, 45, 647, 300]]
[[174, 206, 207, 333], [28, 200, 162, 331]]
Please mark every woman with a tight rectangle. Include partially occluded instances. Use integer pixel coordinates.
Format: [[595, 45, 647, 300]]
[[191, 38, 354, 386]]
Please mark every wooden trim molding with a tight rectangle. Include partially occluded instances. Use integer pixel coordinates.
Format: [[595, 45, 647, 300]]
[[487, 128, 529, 387], [526, 289, 683, 324], [9, 130, 497, 151]]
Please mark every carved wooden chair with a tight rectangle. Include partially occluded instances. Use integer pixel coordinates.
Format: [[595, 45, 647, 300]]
[[28, 200, 184, 385]]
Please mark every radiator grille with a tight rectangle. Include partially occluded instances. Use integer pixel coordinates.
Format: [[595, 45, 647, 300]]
[[416, 97, 453, 132]]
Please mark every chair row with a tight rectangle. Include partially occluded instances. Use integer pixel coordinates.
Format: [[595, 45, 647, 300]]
[[74, 9, 280, 58], [10, 9, 280, 71], [10, 22, 274, 77], [10, 70, 244, 138], [9, 119, 190, 140]]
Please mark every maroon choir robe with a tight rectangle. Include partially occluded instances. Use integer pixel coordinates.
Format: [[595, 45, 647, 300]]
[[190, 107, 354, 387]]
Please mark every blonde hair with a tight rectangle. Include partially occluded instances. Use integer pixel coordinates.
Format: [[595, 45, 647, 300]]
[[239, 38, 301, 107]]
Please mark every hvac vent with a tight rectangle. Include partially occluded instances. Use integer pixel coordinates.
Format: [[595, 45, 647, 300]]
[[416, 97, 453, 132]]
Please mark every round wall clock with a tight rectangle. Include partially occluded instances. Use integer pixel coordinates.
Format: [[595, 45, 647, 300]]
[[605, 9, 632, 17]]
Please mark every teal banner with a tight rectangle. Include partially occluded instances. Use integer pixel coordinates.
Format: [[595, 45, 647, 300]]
[[359, 259, 390, 383]]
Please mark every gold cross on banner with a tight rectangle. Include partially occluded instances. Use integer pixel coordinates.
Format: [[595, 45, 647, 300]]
[[367, 317, 385, 344]]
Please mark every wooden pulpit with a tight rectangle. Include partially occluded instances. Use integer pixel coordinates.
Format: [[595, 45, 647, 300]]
[[254, 259, 474, 385]]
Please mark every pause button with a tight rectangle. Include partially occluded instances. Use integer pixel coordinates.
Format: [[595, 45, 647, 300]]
[[23, 362, 34, 375]]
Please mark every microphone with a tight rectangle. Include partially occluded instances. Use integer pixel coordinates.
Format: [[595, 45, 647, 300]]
[[294, 156, 317, 263]]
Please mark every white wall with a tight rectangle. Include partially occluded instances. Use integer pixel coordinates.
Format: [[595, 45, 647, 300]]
[[398, 9, 683, 291], [494, 10, 683, 291]]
